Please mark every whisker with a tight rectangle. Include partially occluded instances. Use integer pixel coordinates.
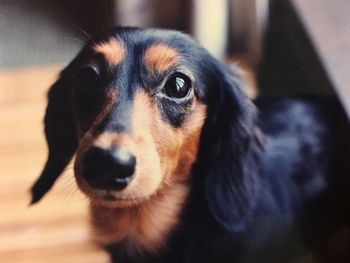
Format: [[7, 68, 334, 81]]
[[64, 36, 85, 45]]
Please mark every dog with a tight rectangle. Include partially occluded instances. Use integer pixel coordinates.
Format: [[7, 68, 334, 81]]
[[31, 27, 350, 262]]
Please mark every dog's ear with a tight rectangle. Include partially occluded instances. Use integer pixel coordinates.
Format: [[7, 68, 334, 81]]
[[30, 70, 78, 204], [198, 61, 263, 231]]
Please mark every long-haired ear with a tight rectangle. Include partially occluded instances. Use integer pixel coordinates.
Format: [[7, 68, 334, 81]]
[[30, 71, 78, 204], [198, 62, 264, 231]]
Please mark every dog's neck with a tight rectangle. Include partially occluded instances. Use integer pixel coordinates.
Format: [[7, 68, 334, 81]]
[[90, 183, 189, 257]]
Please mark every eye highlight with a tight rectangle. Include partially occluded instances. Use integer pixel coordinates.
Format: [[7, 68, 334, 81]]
[[163, 73, 192, 99]]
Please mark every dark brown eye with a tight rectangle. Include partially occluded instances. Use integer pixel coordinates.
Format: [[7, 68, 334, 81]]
[[74, 65, 100, 91], [163, 73, 192, 99]]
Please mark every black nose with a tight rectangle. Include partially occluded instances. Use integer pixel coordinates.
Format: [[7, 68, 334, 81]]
[[81, 146, 136, 191]]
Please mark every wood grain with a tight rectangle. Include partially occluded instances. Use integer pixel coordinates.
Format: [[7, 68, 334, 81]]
[[0, 65, 109, 263]]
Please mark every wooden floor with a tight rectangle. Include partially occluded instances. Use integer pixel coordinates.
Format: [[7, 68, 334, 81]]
[[0, 65, 109, 263]]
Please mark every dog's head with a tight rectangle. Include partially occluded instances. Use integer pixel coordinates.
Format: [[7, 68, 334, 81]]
[[32, 27, 262, 231]]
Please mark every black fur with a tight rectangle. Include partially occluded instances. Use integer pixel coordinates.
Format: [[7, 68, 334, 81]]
[[31, 70, 78, 204], [31, 27, 350, 262]]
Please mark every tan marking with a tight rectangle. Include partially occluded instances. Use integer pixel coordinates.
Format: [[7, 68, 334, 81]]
[[94, 38, 125, 65], [149, 98, 206, 184], [144, 44, 179, 72], [171, 101, 207, 182]]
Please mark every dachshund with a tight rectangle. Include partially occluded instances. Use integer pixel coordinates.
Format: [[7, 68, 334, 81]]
[[31, 27, 350, 263]]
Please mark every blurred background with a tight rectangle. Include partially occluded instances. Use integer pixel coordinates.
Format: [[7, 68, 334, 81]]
[[0, 0, 349, 262]]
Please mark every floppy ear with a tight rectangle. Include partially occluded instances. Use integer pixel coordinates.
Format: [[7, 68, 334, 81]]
[[198, 62, 264, 231], [30, 71, 78, 204]]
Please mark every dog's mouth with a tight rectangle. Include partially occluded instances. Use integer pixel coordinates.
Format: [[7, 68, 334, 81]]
[[92, 191, 150, 208], [74, 172, 152, 207]]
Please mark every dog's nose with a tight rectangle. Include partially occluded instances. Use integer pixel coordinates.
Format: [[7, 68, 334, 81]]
[[81, 146, 136, 191]]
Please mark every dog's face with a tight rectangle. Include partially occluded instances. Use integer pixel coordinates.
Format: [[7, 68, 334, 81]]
[[32, 27, 261, 231], [72, 29, 207, 206]]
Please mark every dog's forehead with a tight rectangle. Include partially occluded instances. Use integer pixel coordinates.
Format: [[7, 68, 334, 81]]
[[91, 34, 183, 72], [81, 29, 209, 101]]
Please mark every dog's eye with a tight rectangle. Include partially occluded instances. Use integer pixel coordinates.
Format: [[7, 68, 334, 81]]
[[163, 73, 192, 99], [74, 65, 100, 90]]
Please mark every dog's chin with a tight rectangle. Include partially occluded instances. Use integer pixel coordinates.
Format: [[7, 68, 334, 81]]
[[89, 193, 150, 208]]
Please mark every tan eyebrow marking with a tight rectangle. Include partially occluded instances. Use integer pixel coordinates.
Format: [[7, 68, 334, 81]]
[[93, 38, 125, 65], [143, 44, 179, 72]]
